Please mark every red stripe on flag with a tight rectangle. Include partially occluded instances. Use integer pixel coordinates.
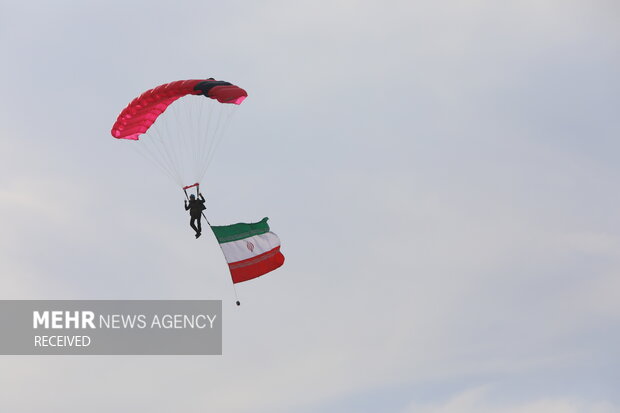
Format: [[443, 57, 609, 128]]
[[228, 246, 285, 284]]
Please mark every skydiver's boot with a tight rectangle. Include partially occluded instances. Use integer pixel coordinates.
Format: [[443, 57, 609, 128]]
[[195, 232, 201, 239]]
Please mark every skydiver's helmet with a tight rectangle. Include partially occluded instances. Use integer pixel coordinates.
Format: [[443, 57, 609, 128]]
[[190, 194, 196, 200]]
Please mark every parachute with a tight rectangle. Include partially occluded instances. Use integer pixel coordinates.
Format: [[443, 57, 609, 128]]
[[111, 79, 284, 304], [111, 78, 247, 189]]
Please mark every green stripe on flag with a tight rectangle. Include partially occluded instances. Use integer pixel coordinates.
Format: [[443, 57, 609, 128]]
[[210, 217, 270, 243]]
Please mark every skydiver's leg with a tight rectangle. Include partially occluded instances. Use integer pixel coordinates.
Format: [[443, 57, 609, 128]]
[[190, 217, 199, 234], [197, 216, 202, 234]]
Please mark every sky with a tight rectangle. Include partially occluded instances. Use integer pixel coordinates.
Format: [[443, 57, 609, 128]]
[[0, 0, 619, 412]]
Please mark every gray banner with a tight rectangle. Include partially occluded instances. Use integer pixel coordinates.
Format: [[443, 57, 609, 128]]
[[0, 300, 222, 355]]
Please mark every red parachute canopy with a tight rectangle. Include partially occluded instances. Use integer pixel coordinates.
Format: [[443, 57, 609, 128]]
[[111, 79, 247, 141]]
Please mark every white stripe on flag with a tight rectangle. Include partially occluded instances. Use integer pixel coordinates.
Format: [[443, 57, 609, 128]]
[[219, 231, 281, 263]]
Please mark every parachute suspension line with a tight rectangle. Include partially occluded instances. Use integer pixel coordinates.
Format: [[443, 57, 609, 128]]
[[205, 103, 225, 162], [130, 124, 184, 187], [176, 100, 194, 185], [147, 98, 197, 188], [151, 109, 179, 184], [141, 115, 180, 186], [202, 105, 237, 180], [196, 101, 216, 183], [189, 97, 202, 180], [127, 108, 180, 185], [147, 120, 184, 187], [155, 130, 182, 185], [162, 104, 186, 185], [195, 97, 209, 182], [207, 104, 230, 177], [165, 97, 195, 187], [200, 103, 225, 180], [129, 141, 180, 186], [193, 99, 209, 184], [129, 97, 236, 190], [171, 101, 188, 184]]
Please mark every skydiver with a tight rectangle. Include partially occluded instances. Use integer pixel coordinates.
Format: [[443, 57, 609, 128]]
[[185, 193, 206, 238]]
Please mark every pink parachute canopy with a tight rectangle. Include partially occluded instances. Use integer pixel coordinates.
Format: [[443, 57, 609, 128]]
[[111, 78, 247, 140]]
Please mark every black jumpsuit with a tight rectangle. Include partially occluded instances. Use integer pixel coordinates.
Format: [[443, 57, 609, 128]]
[[185, 195, 206, 235]]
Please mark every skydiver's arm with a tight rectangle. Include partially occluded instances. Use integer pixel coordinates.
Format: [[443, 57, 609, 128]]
[[184, 201, 190, 211], [199, 193, 205, 201]]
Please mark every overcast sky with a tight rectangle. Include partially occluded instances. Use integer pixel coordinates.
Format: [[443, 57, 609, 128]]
[[0, 0, 619, 412]]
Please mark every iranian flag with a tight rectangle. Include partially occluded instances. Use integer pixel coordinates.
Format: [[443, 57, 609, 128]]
[[210, 217, 285, 284]]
